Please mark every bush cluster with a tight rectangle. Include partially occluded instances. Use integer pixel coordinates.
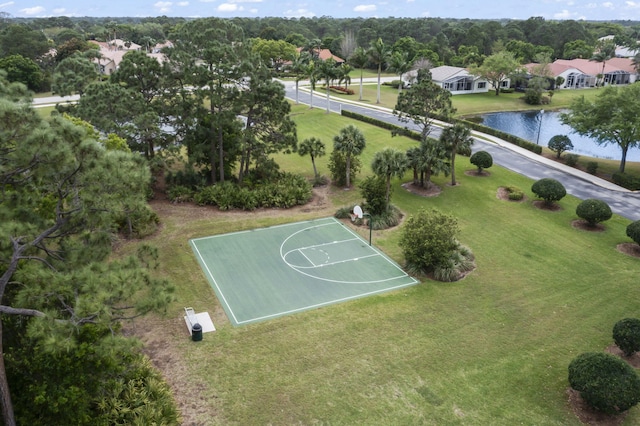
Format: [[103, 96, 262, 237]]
[[568, 352, 640, 415], [504, 186, 524, 201], [192, 173, 312, 210], [470, 151, 493, 173], [613, 318, 640, 357], [613, 172, 640, 191], [565, 153, 580, 167], [329, 85, 354, 95], [586, 161, 598, 175], [627, 220, 640, 245]]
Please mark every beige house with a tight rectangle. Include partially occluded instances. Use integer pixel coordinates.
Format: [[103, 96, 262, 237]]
[[403, 66, 504, 95], [90, 39, 167, 75], [524, 58, 637, 89]]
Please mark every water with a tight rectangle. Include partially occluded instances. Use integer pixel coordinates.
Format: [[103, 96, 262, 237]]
[[478, 110, 640, 162]]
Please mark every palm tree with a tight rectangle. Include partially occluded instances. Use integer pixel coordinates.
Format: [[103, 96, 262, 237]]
[[303, 38, 322, 60], [304, 60, 318, 109], [590, 40, 616, 86], [337, 64, 352, 90], [406, 139, 450, 188], [287, 52, 310, 104], [387, 51, 413, 94], [333, 124, 367, 188], [349, 46, 368, 101], [317, 58, 338, 113], [368, 38, 390, 104], [371, 148, 408, 206], [298, 137, 326, 180], [440, 123, 474, 186]]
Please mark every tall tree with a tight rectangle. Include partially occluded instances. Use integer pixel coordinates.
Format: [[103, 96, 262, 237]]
[[237, 60, 297, 182], [0, 25, 50, 60], [0, 78, 173, 426], [406, 138, 451, 189], [560, 85, 640, 173], [165, 17, 247, 183], [286, 51, 311, 104], [0, 55, 43, 91], [52, 54, 98, 96], [333, 124, 366, 188], [349, 46, 368, 101], [468, 50, 521, 96], [440, 123, 474, 186], [393, 69, 455, 141], [371, 148, 408, 206], [368, 38, 390, 104]]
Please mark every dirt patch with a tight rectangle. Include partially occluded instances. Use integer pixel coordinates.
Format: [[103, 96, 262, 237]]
[[571, 219, 606, 232], [566, 388, 628, 426], [605, 344, 640, 368], [616, 243, 640, 259], [464, 169, 491, 177], [532, 200, 563, 212], [401, 181, 441, 197]]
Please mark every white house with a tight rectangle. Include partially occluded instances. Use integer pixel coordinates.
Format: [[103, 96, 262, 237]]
[[403, 66, 505, 95]]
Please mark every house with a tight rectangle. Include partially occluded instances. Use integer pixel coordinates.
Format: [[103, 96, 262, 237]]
[[89, 39, 167, 75], [295, 48, 345, 64], [523, 58, 637, 89], [402, 66, 503, 95]]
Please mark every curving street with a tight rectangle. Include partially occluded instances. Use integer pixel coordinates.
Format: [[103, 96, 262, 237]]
[[280, 78, 640, 221]]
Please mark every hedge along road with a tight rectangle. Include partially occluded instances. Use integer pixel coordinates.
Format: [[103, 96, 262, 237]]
[[281, 78, 640, 222]]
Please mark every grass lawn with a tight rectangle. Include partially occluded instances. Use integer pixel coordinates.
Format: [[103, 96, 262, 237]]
[[328, 83, 601, 116], [130, 107, 640, 425]]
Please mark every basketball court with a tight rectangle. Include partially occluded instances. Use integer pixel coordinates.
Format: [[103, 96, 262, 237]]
[[189, 217, 418, 326]]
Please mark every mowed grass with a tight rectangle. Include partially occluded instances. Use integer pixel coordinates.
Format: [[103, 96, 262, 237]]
[[327, 82, 601, 116], [133, 106, 640, 425]]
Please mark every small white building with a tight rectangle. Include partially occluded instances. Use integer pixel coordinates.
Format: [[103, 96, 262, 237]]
[[403, 65, 504, 95]]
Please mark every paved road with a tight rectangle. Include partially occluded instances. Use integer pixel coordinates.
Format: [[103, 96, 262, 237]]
[[280, 78, 640, 221]]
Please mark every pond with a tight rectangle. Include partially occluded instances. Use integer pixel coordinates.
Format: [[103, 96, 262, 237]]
[[478, 110, 640, 162]]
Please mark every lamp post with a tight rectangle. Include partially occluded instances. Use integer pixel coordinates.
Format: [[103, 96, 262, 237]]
[[536, 109, 545, 145]]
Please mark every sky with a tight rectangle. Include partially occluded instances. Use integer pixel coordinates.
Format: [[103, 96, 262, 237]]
[[3, 0, 640, 21]]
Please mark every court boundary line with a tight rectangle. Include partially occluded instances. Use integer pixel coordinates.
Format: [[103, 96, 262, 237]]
[[190, 217, 418, 326]]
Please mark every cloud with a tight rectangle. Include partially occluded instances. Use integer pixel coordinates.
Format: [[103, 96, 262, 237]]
[[53, 8, 66, 14], [20, 6, 45, 15], [0, 2, 15, 9], [177, 1, 189, 5], [218, 3, 244, 11], [354, 4, 377, 12], [553, 9, 572, 19], [154, 1, 173, 13], [602, 1, 614, 7], [626, 1, 640, 7], [284, 8, 315, 17]]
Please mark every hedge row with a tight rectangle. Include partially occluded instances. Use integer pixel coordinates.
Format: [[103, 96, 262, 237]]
[[340, 109, 543, 155]]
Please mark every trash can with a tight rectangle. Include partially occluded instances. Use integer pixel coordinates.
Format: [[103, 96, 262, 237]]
[[191, 323, 203, 342]]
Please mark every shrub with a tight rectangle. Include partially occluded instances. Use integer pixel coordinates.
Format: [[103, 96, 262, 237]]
[[613, 318, 640, 356], [531, 178, 566, 206], [470, 151, 493, 173], [547, 135, 574, 159], [568, 352, 640, 415], [627, 220, 640, 245], [360, 175, 387, 215], [504, 186, 524, 201], [613, 172, 640, 191], [166, 185, 194, 203], [575, 198, 612, 226], [565, 153, 579, 167], [399, 208, 474, 280], [586, 161, 598, 175]]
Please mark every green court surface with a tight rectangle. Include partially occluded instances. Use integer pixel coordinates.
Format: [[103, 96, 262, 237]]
[[189, 217, 418, 326]]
